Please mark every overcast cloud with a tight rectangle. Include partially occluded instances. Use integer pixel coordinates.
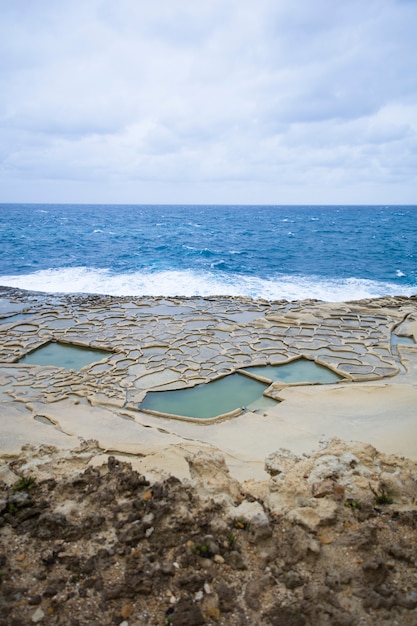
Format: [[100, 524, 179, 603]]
[[1, 0, 416, 204]]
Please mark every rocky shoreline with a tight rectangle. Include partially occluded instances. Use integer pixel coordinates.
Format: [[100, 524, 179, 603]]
[[1, 288, 417, 467], [1, 438, 417, 625], [1, 288, 417, 623]]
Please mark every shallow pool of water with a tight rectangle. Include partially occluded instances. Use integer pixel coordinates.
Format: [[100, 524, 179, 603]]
[[140, 372, 276, 419], [0, 313, 33, 324], [242, 358, 343, 384], [392, 334, 415, 346], [18, 342, 111, 370]]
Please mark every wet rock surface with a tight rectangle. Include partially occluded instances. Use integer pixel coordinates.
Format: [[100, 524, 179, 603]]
[[2, 288, 416, 412], [1, 439, 417, 625]]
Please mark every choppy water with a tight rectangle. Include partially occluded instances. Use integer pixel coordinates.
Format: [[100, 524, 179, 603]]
[[0, 204, 416, 301]]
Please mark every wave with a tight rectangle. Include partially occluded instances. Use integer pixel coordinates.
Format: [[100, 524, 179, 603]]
[[1, 267, 416, 302], [182, 245, 219, 257]]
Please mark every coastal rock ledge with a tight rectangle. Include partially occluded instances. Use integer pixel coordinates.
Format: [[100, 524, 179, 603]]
[[1, 438, 417, 625]]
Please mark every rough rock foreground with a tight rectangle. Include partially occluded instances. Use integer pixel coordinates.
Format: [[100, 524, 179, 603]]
[[1, 438, 417, 625]]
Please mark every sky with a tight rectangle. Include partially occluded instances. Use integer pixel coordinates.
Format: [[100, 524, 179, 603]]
[[1, 0, 417, 205]]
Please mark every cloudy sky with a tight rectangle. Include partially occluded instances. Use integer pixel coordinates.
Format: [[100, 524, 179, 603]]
[[1, 0, 416, 204]]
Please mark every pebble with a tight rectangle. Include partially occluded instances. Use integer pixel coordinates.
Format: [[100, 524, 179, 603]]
[[120, 603, 134, 619], [207, 606, 221, 621], [31, 607, 45, 623]]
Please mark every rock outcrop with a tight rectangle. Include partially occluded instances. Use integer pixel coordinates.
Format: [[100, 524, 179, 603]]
[[1, 438, 417, 625]]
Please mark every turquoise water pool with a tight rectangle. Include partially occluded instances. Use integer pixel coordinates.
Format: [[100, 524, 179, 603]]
[[242, 358, 343, 384], [391, 334, 415, 346], [18, 341, 111, 370], [140, 372, 277, 419], [140, 358, 343, 420]]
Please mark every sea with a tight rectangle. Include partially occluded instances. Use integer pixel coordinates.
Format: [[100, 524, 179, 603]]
[[0, 204, 416, 302]]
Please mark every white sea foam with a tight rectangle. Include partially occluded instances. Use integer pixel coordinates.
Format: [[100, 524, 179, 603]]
[[1, 267, 416, 302]]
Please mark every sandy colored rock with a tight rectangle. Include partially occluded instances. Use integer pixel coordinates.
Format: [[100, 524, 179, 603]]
[[0, 439, 416, 625], [311, 479, 345, 499], [1, 291, 417, 623], [1, 290, 417, 482], [185, 450, 242, 504]]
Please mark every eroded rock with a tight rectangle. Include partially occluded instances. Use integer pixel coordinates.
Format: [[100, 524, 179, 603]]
[[1, 439, 417, 626]]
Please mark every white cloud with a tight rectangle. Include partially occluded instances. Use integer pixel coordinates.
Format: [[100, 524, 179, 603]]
[[0, 0, 416, 203]]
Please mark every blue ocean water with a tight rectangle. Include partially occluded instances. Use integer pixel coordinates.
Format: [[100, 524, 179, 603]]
[[0, 204, 416, 302]]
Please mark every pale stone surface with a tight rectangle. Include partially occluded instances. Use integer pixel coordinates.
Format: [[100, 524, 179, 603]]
[[265, 448, 302, 476], [226, 500, 266, 522], [280, 498, 339, 532], [0, 464, 19, 486], [186, 450, 242, 504], [261, 436, 417, 532], [1, 289, 417, 481]]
